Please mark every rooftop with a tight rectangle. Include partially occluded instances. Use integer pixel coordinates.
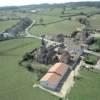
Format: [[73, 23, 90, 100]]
[[40, 62, 70, 86], [48, 62, 69, 76], [40, 73, 62, 85]]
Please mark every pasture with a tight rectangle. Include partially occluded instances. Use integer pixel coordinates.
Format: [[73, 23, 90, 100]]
[[0, 38, 58, 100], [69, 69, 100, 100]]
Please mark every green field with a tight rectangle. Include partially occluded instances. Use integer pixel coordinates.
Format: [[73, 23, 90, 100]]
[[89, 15, 100, 29], [0, 40, 100, 100], [29, 7, 100, 36], [0, 38, 58, 100], [30, 16, 81, 36], [37, 7, 100, 16], [64, 7, 100, 14], [69, 69, 100, 100], [88, 37, 100, 52], [0, 20, 17, 32], [30, 19, 81, 36]]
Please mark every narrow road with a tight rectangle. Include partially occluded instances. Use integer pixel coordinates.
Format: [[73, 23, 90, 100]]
[[84, 49, 100, 57], [25, 20, 100, 57], [92, 33, 100, 38], [25, 20, 60, 45]]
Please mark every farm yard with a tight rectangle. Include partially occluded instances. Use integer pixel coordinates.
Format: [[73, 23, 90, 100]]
[[0, 4, 100, 100]]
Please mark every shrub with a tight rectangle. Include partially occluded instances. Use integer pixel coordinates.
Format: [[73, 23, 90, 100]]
[[84, 54, 98, 65]]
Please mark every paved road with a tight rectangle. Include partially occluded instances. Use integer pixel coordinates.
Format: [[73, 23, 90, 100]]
[[25, 20, 60, 45], [92, 33, 100, 38], [84, 49, 100, 57], [25, 20, 100, 57]]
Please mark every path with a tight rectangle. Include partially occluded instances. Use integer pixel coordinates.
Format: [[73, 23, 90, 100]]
[[92, 33, 100, 38], [84, 49, 100, 57], [25, 20, 60, 45]]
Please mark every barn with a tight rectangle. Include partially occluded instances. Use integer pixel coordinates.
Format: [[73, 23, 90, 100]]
[[40, 62, 71, 90]]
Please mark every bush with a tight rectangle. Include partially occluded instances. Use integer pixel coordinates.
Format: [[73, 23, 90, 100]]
[[84, 54, 98, 65], [26, 63, 34, 72], [36, 68, 47, 81], [88, 38, 100, 52]]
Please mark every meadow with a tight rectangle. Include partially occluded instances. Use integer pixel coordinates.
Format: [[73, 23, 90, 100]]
[[69, 69, 100, 100], [0, 20, 17, 32], [0, 38, 58, 100]]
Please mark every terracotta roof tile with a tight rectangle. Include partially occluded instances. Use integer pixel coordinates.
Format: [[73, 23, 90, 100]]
[[48, 62, 69, 76], [40, 73, 62, 85], [40, 63, 70, 86]]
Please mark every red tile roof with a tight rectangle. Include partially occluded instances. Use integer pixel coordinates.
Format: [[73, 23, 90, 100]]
[[40, 62, 70, 86], [48, 62, 69, 76], [40, 73, 62, 85]]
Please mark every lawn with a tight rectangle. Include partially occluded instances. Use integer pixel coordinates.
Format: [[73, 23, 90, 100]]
[[30, 19, 81, 36], [84, 54, 98, 65], [69, 69, 100, 100], [0, 38, 58, 100], [0, 20, 17, 32], [30, 7, 100, 36], [89, 15, 100, 29], [64, 7, 100, 14], [30, 14, 61, 24], [36, 7, 100, 16], [88, 38, 100, 52]]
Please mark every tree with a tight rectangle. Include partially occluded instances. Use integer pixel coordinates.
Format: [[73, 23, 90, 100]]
[[61, 10, 64, 15], [68, 17, 71, 21], [4, 17, 32, 36], [26, 63, 34, 72], [78, 17, 88, 25], [61, 6, 66, 15], [39, 18, 44, 25]]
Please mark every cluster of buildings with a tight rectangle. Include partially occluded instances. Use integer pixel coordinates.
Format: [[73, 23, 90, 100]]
[[22, 31, 95, 91], [39, 37, 82, 90]]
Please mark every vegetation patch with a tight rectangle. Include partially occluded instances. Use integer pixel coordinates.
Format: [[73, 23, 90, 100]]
[[89, 38, 100, 52], [84, 54, 98, 65], [68, 69, 100, 100]]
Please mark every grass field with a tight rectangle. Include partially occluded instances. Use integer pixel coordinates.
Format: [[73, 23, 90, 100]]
[[30, 13, 81, 36], [0, 38, 59, 100], [37, 7, 100, 16], [88, 37, 100, 52], [89, 15, 100, 29], [64, 7, 100, 14], [69, 69, 100, 100], [0, 40, 100, 100], [0, 20, 18, 32], [30, 19, 81, 36], [29, 7, 100, 36]]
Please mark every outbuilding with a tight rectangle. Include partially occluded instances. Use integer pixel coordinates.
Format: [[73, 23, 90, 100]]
[[40, 62, 71, 90]]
